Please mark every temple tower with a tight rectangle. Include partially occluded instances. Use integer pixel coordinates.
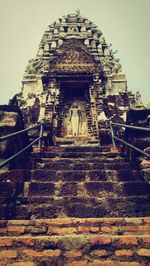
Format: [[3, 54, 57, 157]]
[[16, 13, 135, 144]]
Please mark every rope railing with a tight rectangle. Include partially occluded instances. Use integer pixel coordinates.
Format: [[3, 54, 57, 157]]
[[110, 121, 150, 159], [0, 122, 44, 169]]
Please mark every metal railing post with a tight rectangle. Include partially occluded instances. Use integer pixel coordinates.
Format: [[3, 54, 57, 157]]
[[38, 123, 44, 149], [110, 121, 116, 147]]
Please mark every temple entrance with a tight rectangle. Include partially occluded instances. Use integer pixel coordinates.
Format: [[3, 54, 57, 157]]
[[61, 82, 89, 137]]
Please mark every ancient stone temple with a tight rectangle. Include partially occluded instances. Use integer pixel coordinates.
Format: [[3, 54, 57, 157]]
[[0, 13, 150, 265], [14, 12, 144, 145]]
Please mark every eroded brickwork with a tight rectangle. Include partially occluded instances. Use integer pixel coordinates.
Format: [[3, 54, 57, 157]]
[[0, 218, 150, 265]]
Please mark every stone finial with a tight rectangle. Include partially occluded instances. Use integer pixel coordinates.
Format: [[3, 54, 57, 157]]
[[75, 9, 80, 16]]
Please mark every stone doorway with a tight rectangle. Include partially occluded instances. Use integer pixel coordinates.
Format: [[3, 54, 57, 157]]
[[60, 82, 89, 137]]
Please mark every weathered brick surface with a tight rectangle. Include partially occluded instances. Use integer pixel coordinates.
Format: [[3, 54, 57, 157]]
[[9, 262, 35, 266], [61, 182, 77, 196], [139, 225, 150, 232], [122, 226, 138, 232], [125, 218, 143, 224], [115, 249, 133, 257], [23, 249, 61, 257], [115, 263, 141, 266], [8, 220, 30, 225], [64, 250, 82, 258], [91, 249, 108, 257], [66, 260, 88, 266], [7, 226, 25, 234], [143, 217, 150, 224], [0, 237, 12, 246], [142, 236, 150, 243], [119, 236, 138, 245], [137, 248, 150, 257], [0, 218, 149, 264], [29, 182, 55, 196], [92, 261, 115, 266], [25, 225, 47, 234], [0, 250, 17, 258], [101, 226, 118, 233], [0, 228, 7, 235], [47, 226, 77, 235], [15, 237, 35, 246], [78, 226, 99, 233], [90, 236, 112, 245]]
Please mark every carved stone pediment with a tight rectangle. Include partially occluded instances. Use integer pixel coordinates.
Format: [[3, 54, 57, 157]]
[[49, 39, 100, 73]]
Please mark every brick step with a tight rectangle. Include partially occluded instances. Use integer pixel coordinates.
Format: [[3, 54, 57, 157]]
[[31, 169, 143, 182], [46, 146, 110, 152], [43, 151, 123, 158], [26, 181, 150, 197], [37, 157, 127, 164], [1, 195, 150, 219], [0, 235, 149, 266], [0, 169, 143, 183], [35, 161, 131, 171], [14, 195, 150, 219], [55, 138, 100, 147], [1, 217, 150, 235], [20, 194, 150, 205], [0, 218, 150, 265], [0, 217, 150, 237]]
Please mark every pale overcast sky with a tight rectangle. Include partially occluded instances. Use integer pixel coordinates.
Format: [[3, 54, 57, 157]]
[[0, 0, 150, 104]]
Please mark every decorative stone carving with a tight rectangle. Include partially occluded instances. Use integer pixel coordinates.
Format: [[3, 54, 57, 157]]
[[97, 43, 103, 54], [68, 26, 78, 32], [44, 43, 49, 52], [54, 28, 58, 34], [104, 48, 111, 56], [101, 57, 122, 74], [51, 41, 57, 48], [25, 58, 42, 74], [87, 29, 92, 35], [58, 39, 63, 47], [112, 59, 122, 73], [91, 40, 96, 48], [49, 39, 98, 73], [93, 33, 98, 40], [37, 48, 43, 56], [59, 26, 64, 32], [80, 26, 86, 32], [99, 35, 106, 44], [84, 39, 90, 46]]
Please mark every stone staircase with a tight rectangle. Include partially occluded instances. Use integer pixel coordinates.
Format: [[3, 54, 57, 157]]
[[1, 144, 150, 220], [0, 143, 150, 265]]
